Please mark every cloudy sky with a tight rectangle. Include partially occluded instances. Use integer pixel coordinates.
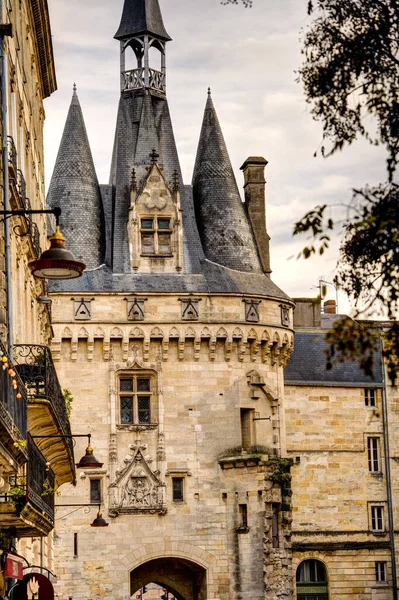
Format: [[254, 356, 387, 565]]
[[43, 0, 386, 313]]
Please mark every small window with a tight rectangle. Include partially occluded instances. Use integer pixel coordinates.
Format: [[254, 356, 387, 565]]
[[73, 533, 78, 558], [272, 503, 279, 548], [375, 561, 387, 582], [158, 218, 171, 230], [368, 438, 380, 473], [240, 408, 254, 451], [90, 479, 101, 503], [119, 374, 154, 425], [140, 216, 172, 256], [371, 506, 385, 532], [365, 388, 376, 407], [239, 504, 248, 528], [172, 478, 184, 502], [141, 219, 154, 230]]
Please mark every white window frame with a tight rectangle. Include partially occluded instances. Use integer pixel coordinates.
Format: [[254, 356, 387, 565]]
[[364, 388, 376, 407], [367, 437, 381, 473], [375, 561, 387, 583], [371, 505, 385, 532]]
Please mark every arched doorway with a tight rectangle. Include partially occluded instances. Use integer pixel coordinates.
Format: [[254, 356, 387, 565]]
[[296, 559, 328, 600], [130, 558, 207, 600]]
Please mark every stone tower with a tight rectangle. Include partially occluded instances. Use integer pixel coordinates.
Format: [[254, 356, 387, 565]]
[[48, 1, 295, 599]]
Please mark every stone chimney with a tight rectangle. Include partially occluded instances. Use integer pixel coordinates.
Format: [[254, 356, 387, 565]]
[[240, 157, 271, 275]]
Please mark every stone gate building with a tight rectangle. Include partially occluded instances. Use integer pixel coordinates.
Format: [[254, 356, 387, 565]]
[[46, 1, 397, 599]]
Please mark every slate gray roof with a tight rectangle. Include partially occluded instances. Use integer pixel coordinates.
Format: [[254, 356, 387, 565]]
[[46, 87, 105, 270], [284, 332, 383, 385], [109, 90, 183, 272], [49, 260, 291, 298], [192, 92, 262, 274], [114, 0, 171, 41]]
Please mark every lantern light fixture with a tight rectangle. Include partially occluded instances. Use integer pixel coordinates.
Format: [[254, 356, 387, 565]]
[[0, 207, 85, 280]]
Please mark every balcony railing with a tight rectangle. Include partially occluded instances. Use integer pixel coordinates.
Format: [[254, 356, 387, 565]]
[[13, 344, 73, 446], [7, 136, 41, 256], [7, 136, 17, 174], [122, 67, 166, 94], [6, 435, 55, 523], [0, 340, 28, 460]]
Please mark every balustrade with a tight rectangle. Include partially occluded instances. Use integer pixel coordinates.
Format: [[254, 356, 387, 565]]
[[122, 67, 166, 94], [13, 345, 73, 452], [0, 339, 28, 446]]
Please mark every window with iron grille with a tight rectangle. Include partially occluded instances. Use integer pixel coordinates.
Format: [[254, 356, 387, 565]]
[[368, 437, 381, 473], [172, 478, 184, 502], [365, 388, 376, 407], [140, 217, 172, 256], [119, 374, 153, 424], [371, 505, 385, 532]]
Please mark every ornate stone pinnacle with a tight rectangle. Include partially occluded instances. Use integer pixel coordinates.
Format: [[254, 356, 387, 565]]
[[73, 82, 77, 93], [150, 148, 159, 164], [208, 87, 211, 97], [173, 170, 180, 192], [130, 168, 137, 192]]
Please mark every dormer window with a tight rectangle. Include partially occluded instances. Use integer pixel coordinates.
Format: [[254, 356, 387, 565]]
[[140, 217, 172, 256]]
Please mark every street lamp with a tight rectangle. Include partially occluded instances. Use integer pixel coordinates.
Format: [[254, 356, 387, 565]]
[[55, 503, 109, 527], [0, 207, 85, 280], [32, 434, 103, 469]]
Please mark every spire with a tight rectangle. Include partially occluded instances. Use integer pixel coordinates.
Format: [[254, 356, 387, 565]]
[[47, 86, 105, 270], [192, 92, 262, 273], [114, 0, 171, 41]]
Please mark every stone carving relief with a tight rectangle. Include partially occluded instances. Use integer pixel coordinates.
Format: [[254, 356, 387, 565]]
[[109, 441, 166, 516], [72, 297, 94, 320], [180, 298, 201, 321], [125, 297, 147, 321], [243, 299, 261, 323]]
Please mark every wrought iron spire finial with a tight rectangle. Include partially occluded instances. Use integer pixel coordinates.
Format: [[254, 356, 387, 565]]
[[73, 83, 77, 93], [207, 87, 211, 97], [150, 148, 159, 164]]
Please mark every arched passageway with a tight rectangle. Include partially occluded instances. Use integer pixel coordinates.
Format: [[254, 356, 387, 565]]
[[130, 558, 207, 600]]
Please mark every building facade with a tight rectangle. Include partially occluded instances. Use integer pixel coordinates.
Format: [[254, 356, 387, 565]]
[[0, 0, 75, 594], [47, 1, 399, 599]]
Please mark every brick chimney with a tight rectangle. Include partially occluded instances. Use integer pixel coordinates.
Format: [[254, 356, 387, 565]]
[[240, 157, 271, 275], [324, 300, 337, 314]]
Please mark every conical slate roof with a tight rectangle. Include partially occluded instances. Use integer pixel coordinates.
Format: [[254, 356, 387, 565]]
[[47, 86, 105, 270], [114, 0, 171, 41], [192, 91, 262, 273]]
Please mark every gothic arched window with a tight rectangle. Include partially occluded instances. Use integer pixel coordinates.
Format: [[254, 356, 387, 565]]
[[296, 560, 328, 600]]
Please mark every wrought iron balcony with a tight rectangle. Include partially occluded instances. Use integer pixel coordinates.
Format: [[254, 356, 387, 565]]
[[7, 136, 17, 174], [0, 435, 55, 536], [13, 345, 75, 486], [122, 67, 166, 94], [0, 340, 28, 467]]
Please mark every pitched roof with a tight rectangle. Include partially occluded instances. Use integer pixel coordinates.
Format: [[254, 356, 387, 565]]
[[284, 331, 383, 385], [114, 0, 172, 41], [192, 91, 262, 274], [46, 86, 105, 270]]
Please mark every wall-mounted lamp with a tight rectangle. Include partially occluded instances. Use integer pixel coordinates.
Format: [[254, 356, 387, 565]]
[[55, 503, 109, 527], [32, 434, 103, 469], [0, 207, 85, 280]]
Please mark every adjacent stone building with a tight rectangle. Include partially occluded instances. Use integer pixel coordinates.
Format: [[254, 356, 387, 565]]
[[0, 0, 75, 594], [46, 1, 399, 599]]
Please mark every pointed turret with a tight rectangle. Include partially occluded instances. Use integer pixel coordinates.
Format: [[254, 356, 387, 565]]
[[115, 0, 171, 41], [192, 90, 262, 273], [47, 85, 105, 270]]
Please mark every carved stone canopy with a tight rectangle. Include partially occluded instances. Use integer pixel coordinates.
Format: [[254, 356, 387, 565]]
[[109, 441, 166, 516]]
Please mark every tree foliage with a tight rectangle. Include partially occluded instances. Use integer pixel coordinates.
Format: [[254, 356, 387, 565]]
[[294, 0, 399, 383]]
